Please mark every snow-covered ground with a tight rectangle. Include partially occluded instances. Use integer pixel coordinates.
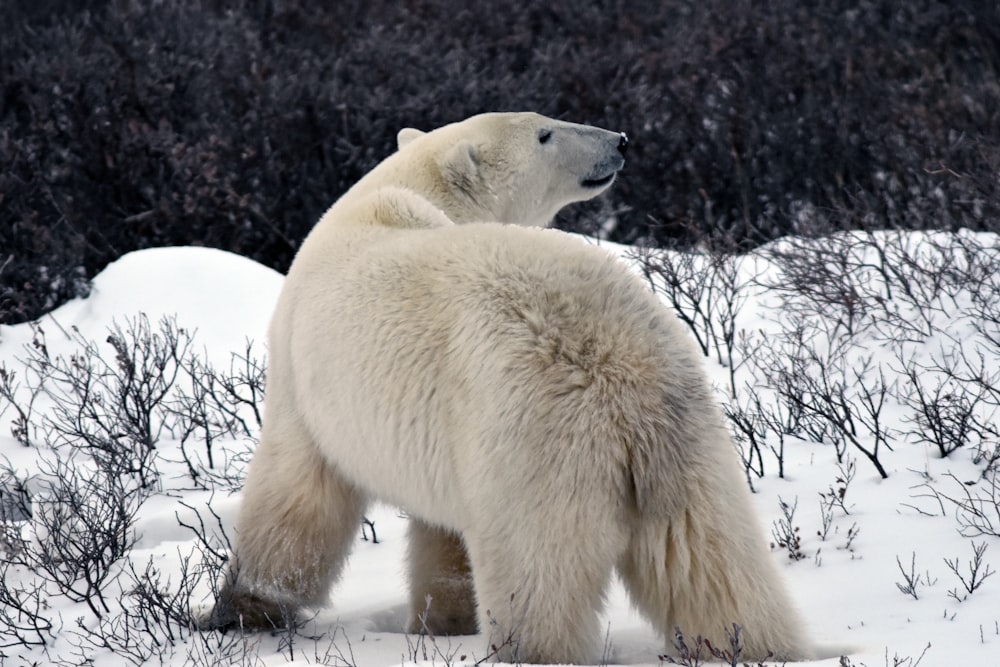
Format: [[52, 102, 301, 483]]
[[2, 231, 999, 666]]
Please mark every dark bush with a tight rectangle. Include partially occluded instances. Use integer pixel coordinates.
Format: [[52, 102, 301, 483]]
[[2, 0, 998, 324]]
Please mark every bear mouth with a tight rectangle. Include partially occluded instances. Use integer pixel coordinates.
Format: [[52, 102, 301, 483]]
[[581, 172, 617, 189]]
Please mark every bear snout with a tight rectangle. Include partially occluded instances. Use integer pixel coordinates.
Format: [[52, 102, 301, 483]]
[[580, 139, 626, 189]]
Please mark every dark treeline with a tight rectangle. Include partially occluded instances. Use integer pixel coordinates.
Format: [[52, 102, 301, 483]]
[[2, 0, 998, 324]]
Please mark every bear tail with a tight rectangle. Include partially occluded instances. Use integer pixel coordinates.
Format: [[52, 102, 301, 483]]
[[614, 387, 814, 662]]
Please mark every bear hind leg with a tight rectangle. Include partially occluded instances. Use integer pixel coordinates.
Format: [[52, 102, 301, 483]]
[[617, 516, 809, 662], [464, 516, 625, 665], [406, 519, 477, 635]]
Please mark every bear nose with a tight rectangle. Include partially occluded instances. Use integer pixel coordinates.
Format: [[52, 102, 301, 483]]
[[617, 132, 629, 155]]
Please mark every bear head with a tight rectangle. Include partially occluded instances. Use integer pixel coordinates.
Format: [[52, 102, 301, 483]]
[[396, 112, 627, 228]]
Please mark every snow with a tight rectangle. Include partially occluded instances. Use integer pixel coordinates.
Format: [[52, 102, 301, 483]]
[[2, 232, 998, 667], [0, 246, 283, 363]]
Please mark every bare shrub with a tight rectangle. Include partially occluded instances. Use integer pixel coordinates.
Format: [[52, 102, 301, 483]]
[[770, 496, 806, 562], [405, 595, 468, 665], [724, 394, 768, 484], [47, 489, 238, 663], [855, 231, 969, 343], [18, 451, 143, 620], [895, 552, 924, 600], [308, 627, 360, 667], [0, 352, 46, 448], [945, 541, 995, 603], [898, 345, 1000, 474], [183, 629, 266, 667], [18, 315, 194, 492], [760, 327, 894, 478], [824, 457, 856, 517], [931, 473, 1000, 539], [660, 624, 773, 667], [763, 233, 882, 343], [0, 559, 54, 651], [725, 379, 802, 481], [6, 314, 266, 495], [0, 312, 274, 662], [166, 340, 266, 491], [899, 356, 992, 459], [0, 461, 31, 549], [819, 457, 857, 541], [843, 523, 860, 552], [659, 626, 708, 667], [763, 228, 976, 351], [961, 234, 1000, 349], [632, 244, 758, 395]]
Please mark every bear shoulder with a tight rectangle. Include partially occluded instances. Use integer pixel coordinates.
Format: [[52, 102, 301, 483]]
[[330, 185, 456, 231]]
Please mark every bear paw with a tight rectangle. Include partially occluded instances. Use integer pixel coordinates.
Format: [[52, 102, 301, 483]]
[[194, 588, 297, 632]]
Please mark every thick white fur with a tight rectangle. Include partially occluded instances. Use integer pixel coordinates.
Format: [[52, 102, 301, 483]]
[[200, 113, 810, 663]]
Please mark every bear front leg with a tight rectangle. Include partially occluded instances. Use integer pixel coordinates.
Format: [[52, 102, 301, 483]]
[[406, 519, 477, 635], [198, 422, 368, 631]]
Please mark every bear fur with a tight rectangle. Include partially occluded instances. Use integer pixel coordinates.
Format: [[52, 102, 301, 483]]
[[198, 112, 810, 663]]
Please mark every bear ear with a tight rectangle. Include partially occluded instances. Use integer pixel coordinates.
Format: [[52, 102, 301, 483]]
[[440, 140, 480, 182], [397, 127, 425, 150]]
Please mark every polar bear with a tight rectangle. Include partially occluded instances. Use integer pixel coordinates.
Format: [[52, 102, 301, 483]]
[[198, 112, 810, 663]]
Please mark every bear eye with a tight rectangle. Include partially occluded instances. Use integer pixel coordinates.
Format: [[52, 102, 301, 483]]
[[538, 129, 553, 145]]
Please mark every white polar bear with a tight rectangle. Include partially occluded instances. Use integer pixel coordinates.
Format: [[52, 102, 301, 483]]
[[199, 112, 811, 664]]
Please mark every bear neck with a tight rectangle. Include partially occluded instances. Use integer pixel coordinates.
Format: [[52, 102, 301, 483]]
[[350, 150, 548, 228]]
